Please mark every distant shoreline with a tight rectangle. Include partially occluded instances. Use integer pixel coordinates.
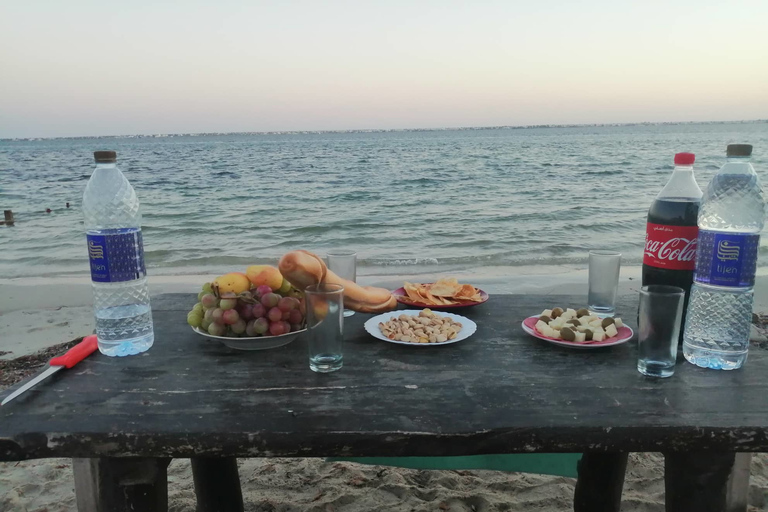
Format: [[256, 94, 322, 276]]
[[2, 119, 766, 142]]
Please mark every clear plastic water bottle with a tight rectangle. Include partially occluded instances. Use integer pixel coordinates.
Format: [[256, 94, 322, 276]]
[[83, 151, 154, 356], [683, 144, 765, 369]]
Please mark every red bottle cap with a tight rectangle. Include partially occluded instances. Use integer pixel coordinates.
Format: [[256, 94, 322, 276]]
[[674, 152, 695, 165]]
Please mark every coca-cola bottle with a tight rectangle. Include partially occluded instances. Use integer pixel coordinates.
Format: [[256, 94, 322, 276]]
[[642, 152, 703, 341]]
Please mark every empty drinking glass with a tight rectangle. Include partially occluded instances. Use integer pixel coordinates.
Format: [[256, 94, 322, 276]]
[[588, 250, 621, 317], [327, 250, 356, 317], [637, 285, 684, 378], [305, 283, 344, 373]]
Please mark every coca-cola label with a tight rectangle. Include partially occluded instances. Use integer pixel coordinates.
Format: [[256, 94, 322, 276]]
[[643, 223, 698, 270], [693, 230, 760, 287]]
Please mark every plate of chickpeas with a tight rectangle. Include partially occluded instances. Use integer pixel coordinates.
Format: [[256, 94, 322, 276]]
[[365, 308, 477, 346]]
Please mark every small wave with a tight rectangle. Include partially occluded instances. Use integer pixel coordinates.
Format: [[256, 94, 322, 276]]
[[583, 170, 623, 176]]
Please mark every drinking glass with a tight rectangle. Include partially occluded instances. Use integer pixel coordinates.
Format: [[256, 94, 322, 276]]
[[305, 283, 344, 373], [637, 285, 684, 378], [326, 250, 356, 317], [588, 250, 621, 317]]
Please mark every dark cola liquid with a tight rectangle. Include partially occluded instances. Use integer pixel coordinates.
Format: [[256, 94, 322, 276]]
[[642, 198, 700, 341]]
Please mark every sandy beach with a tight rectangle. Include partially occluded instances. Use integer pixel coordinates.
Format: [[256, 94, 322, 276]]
[[2, 266, 768, 511]]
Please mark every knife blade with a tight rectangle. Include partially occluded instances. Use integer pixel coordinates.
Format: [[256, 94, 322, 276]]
[[1, 335, 98, 406]]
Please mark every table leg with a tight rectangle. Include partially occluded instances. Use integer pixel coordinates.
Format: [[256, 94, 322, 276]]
[[665, 451, 736, 512], [573, 452, 628, 512], [191, 457, 244, 512], [73, 457, 171, 512], [726, 453, 751, 512]]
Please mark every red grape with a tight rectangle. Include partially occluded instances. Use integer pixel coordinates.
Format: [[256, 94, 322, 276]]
[[282, 310, 291, 321], [238, 304, 254, 321], [256, 285, 273, 297], [201, 293, 218, 309], [288, 309, 303, 325], [290, 323, 302, 332], [253, 317, 269, 335], [211, 308, 225, 324], [267, 307, 283, 323], [222, 309, 240, 325], [252, 303, 266, 318], [245, 319, 257, 337], [277, 296, 299, 312], [269, 321, 288, 336], [261, 293, 280, 308], [203, 308, 215, 322]]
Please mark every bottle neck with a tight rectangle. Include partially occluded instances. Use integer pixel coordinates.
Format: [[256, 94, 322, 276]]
[[657, 165, 702, 200], [95, 162, 117, 169]]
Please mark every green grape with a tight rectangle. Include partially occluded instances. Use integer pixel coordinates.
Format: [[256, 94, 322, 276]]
[[187, 311, 203, 328], [208, 322, 227, 336], [201, 318, 213, 331], [198, 290, 206, 301], [277, 278, 292, 295], [219, 298, 237, 310], [202, 282, 214, 294], [192, 303, 204, 313]]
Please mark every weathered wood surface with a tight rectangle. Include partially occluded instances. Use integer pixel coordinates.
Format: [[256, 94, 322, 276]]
[[2, 293, 768, 461]]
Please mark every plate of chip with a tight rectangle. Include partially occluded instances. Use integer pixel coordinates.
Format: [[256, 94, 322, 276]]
[[364, 309, 477, 346], [521, 316, 633, 349], [393, 278, 489, 309]]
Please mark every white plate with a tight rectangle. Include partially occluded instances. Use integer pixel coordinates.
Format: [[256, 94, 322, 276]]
[[521, 315, 633, 349], [364, 309, 477, 346], [192, 326, 306, 350]]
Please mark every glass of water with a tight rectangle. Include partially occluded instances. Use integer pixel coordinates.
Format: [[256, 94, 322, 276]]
[[637, 285, 685, 378], [588, 250, 621, 317], [326, 250, 356, 317], [305, 283, 344, 373]]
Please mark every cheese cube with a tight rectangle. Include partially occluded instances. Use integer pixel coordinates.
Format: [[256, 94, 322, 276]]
[[575, 332, 586, 343], [565, 308, 577, 318], [541, 309, 552, 317], [605, 324, 618, 338], [614, 317, 624, 328], [579, 316, 591, 326], [592, 330, 605, 342], [535, 320, 549, 333], [588, 320, 602, 329]]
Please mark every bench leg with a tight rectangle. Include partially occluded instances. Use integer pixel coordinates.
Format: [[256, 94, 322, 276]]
[[73, 457, 171, 512], [573, 452, 628, 512], [665, 451, 736, 512], [726, 453, 751, 512], [191, 457, 244, 512]]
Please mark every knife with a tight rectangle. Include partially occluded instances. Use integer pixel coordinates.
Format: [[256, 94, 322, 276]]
[[1, 335, 98, 406]]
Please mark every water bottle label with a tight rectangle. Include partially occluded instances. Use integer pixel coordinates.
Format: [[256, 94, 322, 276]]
[[87, 228, 147, 283], [643, 222, 698, 270], [694, 230, 759, 287]]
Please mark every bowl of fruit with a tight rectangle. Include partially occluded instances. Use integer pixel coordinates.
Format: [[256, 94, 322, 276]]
[[187, 266, 307, 351]]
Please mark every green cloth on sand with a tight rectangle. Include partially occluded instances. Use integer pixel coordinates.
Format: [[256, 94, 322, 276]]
[[328, 454, 581, 478]]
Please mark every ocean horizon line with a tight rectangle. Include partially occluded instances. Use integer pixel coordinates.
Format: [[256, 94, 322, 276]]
[[2, 118, 766, 142]]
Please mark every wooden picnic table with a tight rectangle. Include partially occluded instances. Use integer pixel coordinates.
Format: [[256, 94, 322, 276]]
[[1, 292, 766, 512]]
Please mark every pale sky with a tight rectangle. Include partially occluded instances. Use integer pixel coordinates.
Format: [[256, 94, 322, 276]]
[[1, 0, 767, 138]]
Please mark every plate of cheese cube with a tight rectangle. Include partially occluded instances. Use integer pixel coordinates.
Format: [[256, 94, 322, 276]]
[[521, 306, 633, 349]]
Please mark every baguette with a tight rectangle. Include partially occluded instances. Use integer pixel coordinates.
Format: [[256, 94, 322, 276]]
[[278, 250, 397, 313]]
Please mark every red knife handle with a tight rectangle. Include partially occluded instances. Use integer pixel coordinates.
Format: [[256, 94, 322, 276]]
[[49, 335, 98, 368]]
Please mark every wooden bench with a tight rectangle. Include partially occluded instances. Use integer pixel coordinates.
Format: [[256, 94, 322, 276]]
[[1, 293, 763, 511]]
